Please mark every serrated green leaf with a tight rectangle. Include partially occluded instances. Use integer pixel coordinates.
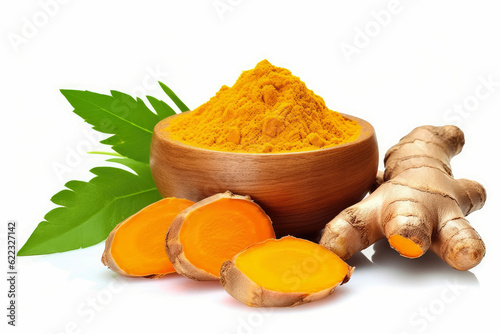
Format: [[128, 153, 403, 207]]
[[60, 89, 154, 163], [17, 159, 162, 256], [146, 95, 177, 119], [60, 84, 188, 163], [20, 84, 189, 256]]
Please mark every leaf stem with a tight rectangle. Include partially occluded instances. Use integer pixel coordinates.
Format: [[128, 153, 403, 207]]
[[88, 151, 124, 157]]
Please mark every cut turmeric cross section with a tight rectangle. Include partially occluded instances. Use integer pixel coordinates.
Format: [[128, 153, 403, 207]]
[[102, 197, 194, 278], [220, 236, 354, 307], [166, 191, 275, 281]]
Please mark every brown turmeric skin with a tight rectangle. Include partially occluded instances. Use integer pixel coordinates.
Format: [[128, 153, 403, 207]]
[[320, 125, 486, 271], [167, 60, 360, 153], [165, 192, 276, 281]]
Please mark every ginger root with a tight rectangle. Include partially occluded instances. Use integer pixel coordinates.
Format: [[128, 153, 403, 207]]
[[166, 191, 275, 281], [220, 236, 353, 307], [320, 125, 486, 271], [102, 197, 194, 278]]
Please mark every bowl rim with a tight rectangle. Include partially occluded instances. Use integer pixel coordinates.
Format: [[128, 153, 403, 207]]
[[153, 112, 376, 156]]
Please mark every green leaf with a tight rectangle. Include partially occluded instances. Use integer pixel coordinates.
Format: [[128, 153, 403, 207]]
[[159, 82, 190, 112], [18, 158, 162, 256], [20, 84, 188, 256], [146, 95, 177, 119], [60, 86, 181, 163]]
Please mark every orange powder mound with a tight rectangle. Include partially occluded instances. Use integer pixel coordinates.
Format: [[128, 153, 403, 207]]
[[167, 60, 361, 153]]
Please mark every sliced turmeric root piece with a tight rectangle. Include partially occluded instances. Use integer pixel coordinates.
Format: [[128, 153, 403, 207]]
[[102, 197, 194, 278], [220, 236, 354, 307], [166, 191, 275, 281]]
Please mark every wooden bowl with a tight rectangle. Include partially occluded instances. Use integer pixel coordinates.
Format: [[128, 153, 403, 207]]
[[150, 113, 378, 237]]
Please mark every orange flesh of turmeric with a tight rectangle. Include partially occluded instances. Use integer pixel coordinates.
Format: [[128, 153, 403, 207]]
[[235, 237, 351, 293], [179, 198, 275, 277], [388, 235, 423, 258], [111, 198, 194, 276]]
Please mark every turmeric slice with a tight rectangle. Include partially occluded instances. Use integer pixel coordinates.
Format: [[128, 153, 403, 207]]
[[102, 197, 194, 278], [165, 191, 275, 281], [220, 236, 354, 307]]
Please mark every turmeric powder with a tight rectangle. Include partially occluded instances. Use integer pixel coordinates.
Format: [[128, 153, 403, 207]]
[[167, 60, 361, 153]]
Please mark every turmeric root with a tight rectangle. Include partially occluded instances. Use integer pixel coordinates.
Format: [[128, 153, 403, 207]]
[[220, 236, 353, 307], [320, 125, 486, 271], [165, 191, 275, 281], [102, 197, 194, 277]]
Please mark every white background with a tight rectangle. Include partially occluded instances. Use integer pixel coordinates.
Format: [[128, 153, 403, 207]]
[[2, 0, 500, 333]]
